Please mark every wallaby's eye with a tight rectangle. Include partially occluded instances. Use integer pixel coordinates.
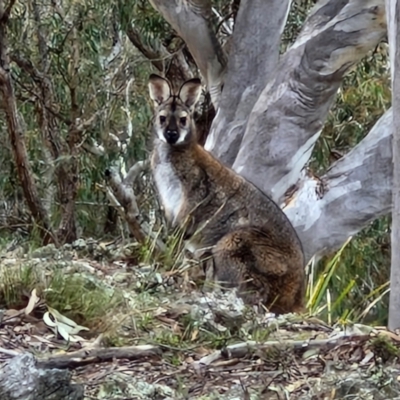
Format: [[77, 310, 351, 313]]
[[159, 116, 166, 124], [180, 117, 187, 125]]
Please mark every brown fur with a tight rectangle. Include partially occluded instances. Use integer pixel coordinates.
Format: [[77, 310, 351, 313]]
[[149, 74, 305, 314]]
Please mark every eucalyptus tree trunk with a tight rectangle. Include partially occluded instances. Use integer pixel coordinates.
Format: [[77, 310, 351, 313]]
[[387, 0, 400, 331], [148, 0, 392, 263]]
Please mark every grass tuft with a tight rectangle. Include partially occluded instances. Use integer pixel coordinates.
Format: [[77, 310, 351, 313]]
[[0, 263, 124, 329]]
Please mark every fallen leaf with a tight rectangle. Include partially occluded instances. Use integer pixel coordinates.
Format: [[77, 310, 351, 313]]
[[25, 288, 40, 315], [43, 307, 89, 342]]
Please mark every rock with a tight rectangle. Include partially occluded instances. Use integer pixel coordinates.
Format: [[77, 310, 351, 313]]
[[0, 354, 84, 400]]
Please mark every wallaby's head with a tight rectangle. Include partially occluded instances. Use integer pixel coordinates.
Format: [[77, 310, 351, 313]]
[[148, 74, 202, 146]]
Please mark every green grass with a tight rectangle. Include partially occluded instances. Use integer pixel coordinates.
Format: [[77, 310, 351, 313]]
[[138, 225, 187, 270], [307, 235, 390, 325], [0, 231, 393, 359], [0, 262, 124, 329]]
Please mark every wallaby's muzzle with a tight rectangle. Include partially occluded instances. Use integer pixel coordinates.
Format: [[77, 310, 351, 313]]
[[165, 129, 179, 144]]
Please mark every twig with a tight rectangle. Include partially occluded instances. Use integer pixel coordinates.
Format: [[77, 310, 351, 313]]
[[124, 160, 149, 185], [0, 347, 20, 357]]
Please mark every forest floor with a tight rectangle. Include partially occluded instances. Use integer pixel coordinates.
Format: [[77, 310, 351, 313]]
[[1, 239, 400, 399]]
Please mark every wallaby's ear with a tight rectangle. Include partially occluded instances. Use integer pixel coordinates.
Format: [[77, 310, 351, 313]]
[[178, 78, 202, 109], [148, 74, 171, 106]]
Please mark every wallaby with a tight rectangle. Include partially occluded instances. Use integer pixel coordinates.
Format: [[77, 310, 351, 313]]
[[148, 74, 305, 314]]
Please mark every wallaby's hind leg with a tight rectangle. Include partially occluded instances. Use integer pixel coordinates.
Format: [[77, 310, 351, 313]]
[[211, 227, 305, 314]]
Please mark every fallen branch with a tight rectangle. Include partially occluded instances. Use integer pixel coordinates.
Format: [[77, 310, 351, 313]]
[[36, 344, 162, 369], [194, 334, 371, 369], [0, 343, 161, 367], [0, 347, 20, 357]]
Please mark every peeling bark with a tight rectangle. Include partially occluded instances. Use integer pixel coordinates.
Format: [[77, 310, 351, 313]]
[[149, 0, 226, 107], [232, 0, 387, 202], [206, 0, 292, 166], [284, 109, 392, 262]]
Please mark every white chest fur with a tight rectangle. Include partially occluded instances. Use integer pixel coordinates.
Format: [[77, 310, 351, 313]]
[[153, 155, 184, 226]]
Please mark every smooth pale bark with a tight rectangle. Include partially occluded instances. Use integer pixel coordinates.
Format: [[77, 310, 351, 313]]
[[150, 0, 393, 261], [149, 0, 226, 107], [206, 0, 292, 166], [387, 0, 400, 330], [284, 109, 392, 263], [231, 0, 387, 203]]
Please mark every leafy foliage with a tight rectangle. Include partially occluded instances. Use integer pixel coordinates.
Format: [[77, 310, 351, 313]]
[[0, 0, 155, 239]]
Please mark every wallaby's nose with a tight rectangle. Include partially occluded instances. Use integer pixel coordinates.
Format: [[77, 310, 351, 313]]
[[165, 130, 179, 144]]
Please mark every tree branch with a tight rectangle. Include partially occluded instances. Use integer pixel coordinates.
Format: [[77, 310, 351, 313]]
[[206, 0, 293, 165], [126, 24, 193, 87], [284, 109, 392, 262], [105, 165, 147, 245], [149, 0, 226, 107], [0, 0, 16, 23], [230, 0, 387, 203], [0, 2, 57, 245], [126, 25, 167, 72]]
